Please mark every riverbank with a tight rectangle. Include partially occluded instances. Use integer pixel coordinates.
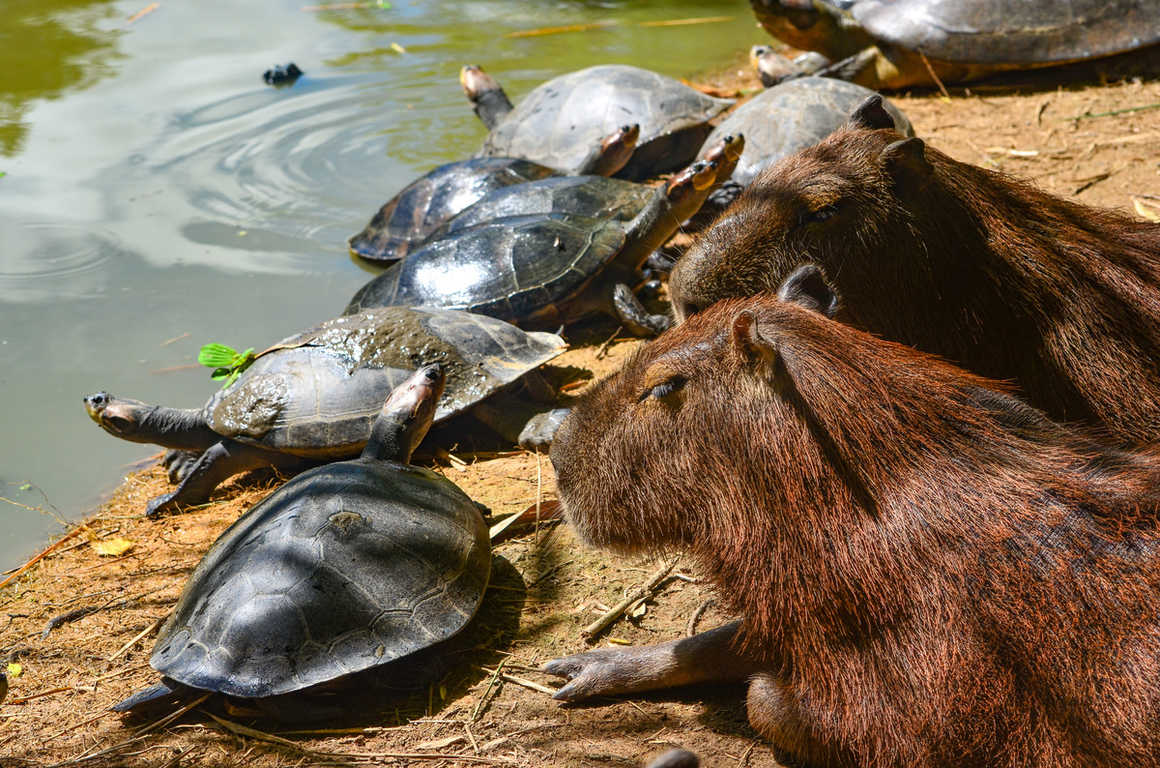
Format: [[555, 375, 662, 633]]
[[3, 63, 1159, 767]]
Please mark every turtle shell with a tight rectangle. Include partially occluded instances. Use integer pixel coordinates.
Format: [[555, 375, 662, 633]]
[[203, 306, 566, 457], [701, 78, 912, 186], [150, 458, 490, 698], [480, 65, 732, 181], [344, 214, 627, 325], [825, 0, 1159, 65], [348, 158, 558, 263], [428, 175, 653, 240]]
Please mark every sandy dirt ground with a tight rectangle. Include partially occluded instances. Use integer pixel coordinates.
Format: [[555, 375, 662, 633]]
[[2, 47, 1159, 768]]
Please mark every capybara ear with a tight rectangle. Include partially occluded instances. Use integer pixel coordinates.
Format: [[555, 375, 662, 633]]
[[880, 137, 932, 188], [731, 309, 777, 366], [777, 263, 839, 318], [848, 94, 895, 131]]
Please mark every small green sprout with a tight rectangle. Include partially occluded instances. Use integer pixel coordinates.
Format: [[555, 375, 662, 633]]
[[198, 343, 256, 389]]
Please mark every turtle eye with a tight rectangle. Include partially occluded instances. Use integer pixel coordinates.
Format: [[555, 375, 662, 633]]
[[802, 203, 839, 225], [639, 375, 687, 403]]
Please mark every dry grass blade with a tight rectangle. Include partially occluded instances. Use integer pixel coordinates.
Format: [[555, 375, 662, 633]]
[[505, 21, 616, 38], [582, 559, 678, 639], [479, 668, 557, 697], [917, 50, 950, 101], [0, 520, 93, 590], [638, 15, 733, 27], [109, 614, 167, 661]]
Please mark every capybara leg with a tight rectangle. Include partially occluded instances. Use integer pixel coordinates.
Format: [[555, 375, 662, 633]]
[[145, 439, 282, 518], [544, 621, 758, 701], [644, 749, 699, 768], [612, 283, 670, 337], [162, 449, 202, 483], [748, 673, 845, 768]]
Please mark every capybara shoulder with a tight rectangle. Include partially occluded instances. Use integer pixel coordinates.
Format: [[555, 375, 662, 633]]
[[669, 99, 1160, 445], [552, 271, 1160, 767]]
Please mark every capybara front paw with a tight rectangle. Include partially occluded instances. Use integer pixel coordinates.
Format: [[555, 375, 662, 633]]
[[542, 648, 644, 701]]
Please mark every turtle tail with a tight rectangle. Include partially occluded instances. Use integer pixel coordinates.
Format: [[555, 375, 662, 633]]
[[111, 677, 189, 712]]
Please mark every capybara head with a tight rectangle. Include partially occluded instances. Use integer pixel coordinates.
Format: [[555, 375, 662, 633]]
[[553, 267, 1160, 766], [669, 96, 1160, 443]]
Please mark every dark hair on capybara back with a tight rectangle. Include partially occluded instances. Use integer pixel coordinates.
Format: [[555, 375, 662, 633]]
[[550, 269, 1160, 768], [669, 96, 1160, 445]]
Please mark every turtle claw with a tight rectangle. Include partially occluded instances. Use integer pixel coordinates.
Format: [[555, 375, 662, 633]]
[[163, 450, 202, 484]]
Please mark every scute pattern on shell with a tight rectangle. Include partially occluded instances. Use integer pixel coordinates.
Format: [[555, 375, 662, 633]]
[[204, 307, 565, 457], [151, 460, 490, 698], [701, 78, 913, 186], [834, 0, 1158, 64], [344, 214, 627, 323], [480, 65, 732, 178]]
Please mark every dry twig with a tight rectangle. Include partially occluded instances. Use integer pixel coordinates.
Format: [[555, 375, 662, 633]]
[[582, 559, 678, 639]]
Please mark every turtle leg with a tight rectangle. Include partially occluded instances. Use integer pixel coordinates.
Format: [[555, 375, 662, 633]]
[[611, 283, 670, 337], [810, 46, 902, 89], [162, 449, 202, 483], [145, 439, 302, 518]]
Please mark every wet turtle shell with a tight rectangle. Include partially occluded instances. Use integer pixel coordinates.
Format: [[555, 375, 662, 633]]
[[344, 213, 626, 325], [752, 0, 1160, 68], [701, 78, 912, 187], [480, 65, 732, 181], [428, 175, 654, 240], [347, 157, 558, 264], [202, 306, 565, 458], [149, 454, 490, 698]]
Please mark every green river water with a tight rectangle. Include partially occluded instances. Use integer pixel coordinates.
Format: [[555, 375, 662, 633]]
[[0, 0, 767, 568]]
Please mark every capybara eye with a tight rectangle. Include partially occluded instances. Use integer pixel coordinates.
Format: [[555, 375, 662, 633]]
[[803, 204, 839, 225], [640, 376, 687, 402]]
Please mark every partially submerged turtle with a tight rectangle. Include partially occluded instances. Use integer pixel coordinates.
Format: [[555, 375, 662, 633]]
[[344, 147, 728, 336], [83, 307, 565, 516], [749, 0, 1160, 89], [697, 78, 910, 208], [113, 365, 491, 714], [348, 124, 639, 264], [462, 64, 733, 181]]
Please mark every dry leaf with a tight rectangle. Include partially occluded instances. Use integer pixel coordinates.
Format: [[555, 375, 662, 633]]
[[390, 42, 406, 54], [1132, 196, 1160, 222], [91, 537, 135, 557], [6, 662, 22, 678]]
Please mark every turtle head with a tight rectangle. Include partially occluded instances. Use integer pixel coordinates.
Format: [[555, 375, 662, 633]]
[[83, 392, 155, 441], [700, 134, 746, 185], [750, 44, 802, 87], [460, 65, 513, 130], [581, 123, 640, 176], [749, 0, 870, 61], [363, 364, 446, 463]]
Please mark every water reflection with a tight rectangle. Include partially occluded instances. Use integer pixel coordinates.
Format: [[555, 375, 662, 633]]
[[0, 0, 122, 155]]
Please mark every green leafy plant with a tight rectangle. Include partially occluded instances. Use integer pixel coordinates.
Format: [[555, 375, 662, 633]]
[[198, 343, 256, 389]]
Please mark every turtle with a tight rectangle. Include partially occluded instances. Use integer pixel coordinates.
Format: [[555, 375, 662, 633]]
[[694, 77, 911, 212], [348, 124, 639, 264], [343, 143, 731, 337], [112, 364, 491, 716], [83, 307, 565, 517], [429, 133, 744, 240], [461, 64, 733, 181], [749, 0, 1160, 90], [750, 44, 832, 87]]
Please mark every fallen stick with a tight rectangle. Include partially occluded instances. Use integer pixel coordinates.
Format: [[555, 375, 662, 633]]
[[0, 520, 95, 590], [686, 598, 716, 637], [479, 667, 557, 697], [582, 559, 678, 639], [109, 614, 167, 661]]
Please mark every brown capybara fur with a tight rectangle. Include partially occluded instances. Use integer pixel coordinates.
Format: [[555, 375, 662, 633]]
[[550, 280, 1160, 768], [668, 97, 1160, 445]]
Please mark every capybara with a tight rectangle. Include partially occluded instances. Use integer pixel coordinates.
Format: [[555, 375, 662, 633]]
[[546, 267, 1160, 768], [669, 96, 1160, 445]]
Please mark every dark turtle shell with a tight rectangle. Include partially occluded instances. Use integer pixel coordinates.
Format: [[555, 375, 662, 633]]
[[428, 175, 653, 240], [701, 78, 912, 187], [150, 457, 490, 698], [344, 214, 626, 325], [480, 65, 732, 181], [348, 157, 558, 263], [202, 307, 565, 458], [754, 0, 1160, 66]]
